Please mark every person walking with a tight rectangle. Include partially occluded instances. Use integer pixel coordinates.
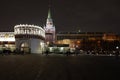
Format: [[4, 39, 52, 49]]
[[115, 50, 119, 60], [45, 49, 49, 56]]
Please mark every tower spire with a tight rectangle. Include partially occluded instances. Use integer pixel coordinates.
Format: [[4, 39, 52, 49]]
[[46, 4, 53, 26], [48, 8, 51, 19], [48, 0, 52, 19]]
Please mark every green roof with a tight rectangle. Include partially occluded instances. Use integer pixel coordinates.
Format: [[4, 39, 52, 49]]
[[48, 9, 51, 19]]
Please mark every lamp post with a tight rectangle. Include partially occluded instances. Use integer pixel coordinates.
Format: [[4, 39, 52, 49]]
[[115, 46, 119, 60], [116, 46, 119, 50]]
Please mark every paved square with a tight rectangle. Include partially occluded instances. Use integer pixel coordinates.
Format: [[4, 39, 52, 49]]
[[0, 54, 120, 80]]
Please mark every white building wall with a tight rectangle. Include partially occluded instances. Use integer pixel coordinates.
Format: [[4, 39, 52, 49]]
[[30, 39, 44, 54], [0, 32, 15, 41], [15, 39, 30, 49], [14, 24, 45, 54]]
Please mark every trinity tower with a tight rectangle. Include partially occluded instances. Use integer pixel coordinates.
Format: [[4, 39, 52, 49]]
[[44, 9, 56, 44]]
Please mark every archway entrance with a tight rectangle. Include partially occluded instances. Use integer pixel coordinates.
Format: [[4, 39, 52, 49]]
[[20, 42, 30, 53]]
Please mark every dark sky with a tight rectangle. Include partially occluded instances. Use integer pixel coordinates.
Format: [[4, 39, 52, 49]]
[[0, 0, 120, 33]]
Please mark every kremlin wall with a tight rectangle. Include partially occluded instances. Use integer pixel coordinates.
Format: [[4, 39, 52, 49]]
[[0, 9, 120, 54]]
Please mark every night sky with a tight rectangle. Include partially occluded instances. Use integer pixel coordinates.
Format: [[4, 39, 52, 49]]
[[0, 0, 120, 33]]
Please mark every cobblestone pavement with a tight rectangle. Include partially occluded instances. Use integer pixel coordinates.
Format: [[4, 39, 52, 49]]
[[0, 54, 120, 80]]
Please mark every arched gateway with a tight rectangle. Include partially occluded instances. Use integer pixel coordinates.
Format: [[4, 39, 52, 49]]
[[20, 42, 29, 53], [14, 24, 45, 54]]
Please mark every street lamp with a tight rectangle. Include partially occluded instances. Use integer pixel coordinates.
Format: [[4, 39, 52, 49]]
[[116, 46, 119, 50]]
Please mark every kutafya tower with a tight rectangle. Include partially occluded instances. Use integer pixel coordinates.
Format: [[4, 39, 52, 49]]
[[44, 9, 56, 44]]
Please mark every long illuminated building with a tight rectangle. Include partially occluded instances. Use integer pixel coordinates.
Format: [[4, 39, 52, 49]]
[[0, 24, 45, 54], [56, 32, 120, 50], [0, 32, 15, 51]]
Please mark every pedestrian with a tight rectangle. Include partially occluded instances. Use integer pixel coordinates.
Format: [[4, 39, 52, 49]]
[[21, 50, 24, 55], [66, 49, 70, 56], [75, 48, 79, 56], [115, 50, 119, 60], [2, 50, 4, 56], [45, 49, 49, 56]]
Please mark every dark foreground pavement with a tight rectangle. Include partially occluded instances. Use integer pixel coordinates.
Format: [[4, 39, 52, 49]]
[[0, 54, 120, 80]]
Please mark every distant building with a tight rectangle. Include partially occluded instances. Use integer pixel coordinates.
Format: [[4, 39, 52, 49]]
[[48, 44, 69, 53], [0, 32, 15, 51], [56, 32, 120, 51]]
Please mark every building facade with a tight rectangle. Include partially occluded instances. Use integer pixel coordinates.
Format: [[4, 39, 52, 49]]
[[0, 24, 45, 54], [0, 32, 15, 52], [56, 32, 120, 51], [14, 24, 45, 54]]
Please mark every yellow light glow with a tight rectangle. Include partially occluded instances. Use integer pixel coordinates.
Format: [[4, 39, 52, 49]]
[[63, 39, 71, 44]]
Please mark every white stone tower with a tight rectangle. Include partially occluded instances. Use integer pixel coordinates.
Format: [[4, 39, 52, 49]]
[[14, 24, 45, 54]]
